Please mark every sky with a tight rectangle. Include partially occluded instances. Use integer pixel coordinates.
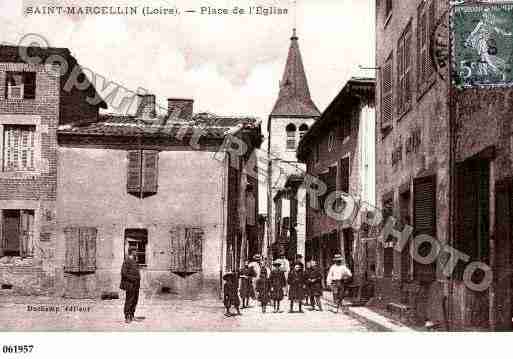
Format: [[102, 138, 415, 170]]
[[0, 0, 375, 212]]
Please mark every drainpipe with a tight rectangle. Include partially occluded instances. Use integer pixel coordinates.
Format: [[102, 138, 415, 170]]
[[219, 151, 228, 300]]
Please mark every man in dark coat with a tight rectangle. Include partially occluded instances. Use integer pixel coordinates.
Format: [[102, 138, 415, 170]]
[[120, 248, 141, 323], [306, 260, 323, 311], [287, 263, 306, 313]]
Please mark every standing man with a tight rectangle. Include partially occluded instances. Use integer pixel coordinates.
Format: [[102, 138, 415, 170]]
[[120, 248, 141, 323], [326, 254, 352, 313]]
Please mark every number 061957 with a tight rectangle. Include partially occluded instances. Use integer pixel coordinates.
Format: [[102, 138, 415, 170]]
[[2, 345, 34, 354]]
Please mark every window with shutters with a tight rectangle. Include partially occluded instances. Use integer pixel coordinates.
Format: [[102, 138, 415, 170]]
[[0, 209, 34, 258], [64, 227, 97, 273], [397, 22, 413, 117], [413, 175, 436, 282], [455, 158, 490, 280], [126, 150, 159, 198], [170, 227, 204, 274], [125, 229, 147, 266], [417, 0, 436, 97], [3, 125, 36, 172], [5, 72, 36, 100], [381, 53, 393, 130]]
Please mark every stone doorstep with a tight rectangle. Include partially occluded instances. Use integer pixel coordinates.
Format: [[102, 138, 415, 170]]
[[321, 291, 416, 332], [386, 302, 413, 321]]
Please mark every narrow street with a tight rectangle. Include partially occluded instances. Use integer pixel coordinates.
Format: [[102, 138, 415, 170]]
[[0, 295, 374, 331]]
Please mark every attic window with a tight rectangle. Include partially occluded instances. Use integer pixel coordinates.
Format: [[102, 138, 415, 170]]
[[299, 124, 309, 139]]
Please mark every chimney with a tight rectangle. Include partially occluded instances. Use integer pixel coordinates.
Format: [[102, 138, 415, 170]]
[[136, 94, 156, 119], [167, 98, 194, 121]]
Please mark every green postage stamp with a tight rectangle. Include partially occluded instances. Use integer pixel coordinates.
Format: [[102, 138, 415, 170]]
[[453, 2, 513, 87]]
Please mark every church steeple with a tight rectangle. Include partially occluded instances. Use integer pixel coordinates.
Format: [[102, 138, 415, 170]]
[[270, 28, 320, 118]]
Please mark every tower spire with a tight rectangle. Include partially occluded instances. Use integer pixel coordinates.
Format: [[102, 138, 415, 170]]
[[270, 29, 320, 118]]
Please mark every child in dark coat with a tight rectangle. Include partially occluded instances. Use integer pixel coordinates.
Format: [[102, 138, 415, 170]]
[[287, 263, 306, 313], [255, 269, 271, 313], [269, 261, 287, 313], [306, 260, 323, 311], [223, 272, 241, 317], [239, 261, 256, 308]]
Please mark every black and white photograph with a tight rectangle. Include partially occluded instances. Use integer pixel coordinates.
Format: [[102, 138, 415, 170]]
[[0, 1, 512, 355]]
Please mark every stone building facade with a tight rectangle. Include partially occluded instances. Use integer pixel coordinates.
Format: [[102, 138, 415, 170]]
[[297, 77, 375, 285], [56, 98, 261, 299], [375, 0, 513, 329], [0, 46, 106, 295]]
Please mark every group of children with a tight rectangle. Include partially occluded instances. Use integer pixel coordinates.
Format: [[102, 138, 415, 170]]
[[223, 255, 327, 316]]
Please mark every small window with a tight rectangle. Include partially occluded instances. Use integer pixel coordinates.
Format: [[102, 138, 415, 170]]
[[3, 125, 36, 172], [125, 229, 148, 266], [286, 123, 297, 150], [328, 132, 336, 152], [5, 72, 36, 100], [299, 124, 309, 139], [0, 209, 34, 257]]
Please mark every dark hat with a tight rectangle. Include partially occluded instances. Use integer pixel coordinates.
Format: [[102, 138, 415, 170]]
[[223, 272, 235, 280]]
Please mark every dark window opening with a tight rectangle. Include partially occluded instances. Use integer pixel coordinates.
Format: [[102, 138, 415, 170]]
[[125, 229, 148, 266], [0, 209, 34, 257]]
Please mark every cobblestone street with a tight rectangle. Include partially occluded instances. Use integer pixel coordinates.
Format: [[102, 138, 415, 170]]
[[0, 295, 375, 331]]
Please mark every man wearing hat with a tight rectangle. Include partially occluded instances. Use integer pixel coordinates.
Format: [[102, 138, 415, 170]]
[[326, 254, 352, 313], [249, 254, 262, 278], [223, 271, 241, 316], [269, 260, 287, 313]]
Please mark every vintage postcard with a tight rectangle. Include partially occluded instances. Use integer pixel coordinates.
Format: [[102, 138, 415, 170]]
[[0, 0, 511, 341]]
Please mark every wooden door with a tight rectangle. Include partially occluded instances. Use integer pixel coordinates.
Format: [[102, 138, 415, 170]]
[[494, 179, 513, 330]]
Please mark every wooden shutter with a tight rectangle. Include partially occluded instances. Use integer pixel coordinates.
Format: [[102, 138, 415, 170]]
[[127, 150, 142, 193], [397, 37, 404, 114], [64, 227, 80, 273], [404, 27, 412, 109], [79, 227, 97, 272], [170, 227, 186, 272], [427, 1, 436, 77], [413, 175, 436, 282], [19, 210, 34, 257], [185, 228, 203, 272], [142, 150, 159, 194], [23, 72, 36, 99], [381, 54, 393, 128], [418, 3, 428, 87]]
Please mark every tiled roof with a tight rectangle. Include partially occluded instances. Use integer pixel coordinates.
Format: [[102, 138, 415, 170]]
[[270, 29, 320, 118], [58, 112, 259, 140]]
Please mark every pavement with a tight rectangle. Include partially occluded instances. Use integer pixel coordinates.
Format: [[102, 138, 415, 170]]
[[321, 291, 416, 332], [0, 294, 379, 332]]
